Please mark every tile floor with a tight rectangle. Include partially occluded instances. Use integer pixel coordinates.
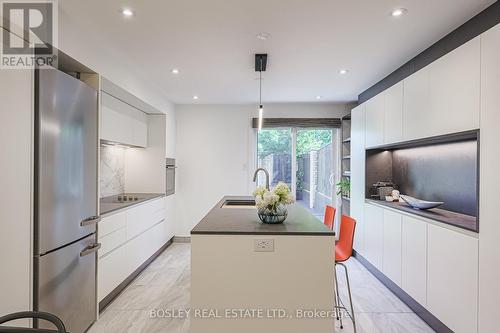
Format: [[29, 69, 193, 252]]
[[88, 243, 435, 333]]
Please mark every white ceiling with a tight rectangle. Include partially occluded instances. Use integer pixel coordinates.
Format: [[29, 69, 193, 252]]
[[58, 0, 495, 105]]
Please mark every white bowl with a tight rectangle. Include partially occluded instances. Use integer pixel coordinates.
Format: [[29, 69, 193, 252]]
[[400, 195, 444, 210]]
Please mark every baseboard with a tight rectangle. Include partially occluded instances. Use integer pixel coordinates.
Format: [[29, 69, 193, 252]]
[[173, 236, 191, 243], [353, 250, 453, 333], [98, 237, 174, 313]]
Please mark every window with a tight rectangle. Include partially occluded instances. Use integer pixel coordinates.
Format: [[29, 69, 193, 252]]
[[256, 127, 336, 219]]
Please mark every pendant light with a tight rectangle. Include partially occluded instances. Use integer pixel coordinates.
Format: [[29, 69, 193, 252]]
[[255, 54, 267, 131], [258, 67, 263, 130]]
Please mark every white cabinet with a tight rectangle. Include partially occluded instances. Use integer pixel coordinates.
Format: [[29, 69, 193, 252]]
[[401, 215, 427, 306], [479, 23, 500, 333], [427, 224, 478, 333], [383, 82, 404, 144], [99, 210, 126, 238], [364, 203, 384, 270], [428, 37, 480, 136], [98, 198, 168, 302], [364, 81, 403, 147], [350, 105, 366, 255], [403, 38, 480, 141], [126, 198, 166, 239], [403, 67, 430, 140], [382, 210, 402, 286], [100, 93, 148, 147], [364, 93, 385, 148], [98, 244, 129, 302], [127, 220, 166, 273], [132, 120, 148, 147]]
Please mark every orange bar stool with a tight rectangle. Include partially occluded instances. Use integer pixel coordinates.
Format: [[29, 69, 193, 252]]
[[334, 215, 357, 332], [323, 205, 336, 230]]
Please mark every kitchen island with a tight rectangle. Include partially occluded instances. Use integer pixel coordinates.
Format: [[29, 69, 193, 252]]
[[190, 196, 336, 333]]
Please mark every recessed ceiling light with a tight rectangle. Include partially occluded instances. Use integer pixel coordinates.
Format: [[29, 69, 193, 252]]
[[391, 8, 407, 17], [256, 32, 271, 40], [122, 8, 134, 17], [171, 68, 179, 75], [339, 69, 349, 75], [316, 95, 322, 100], [193, 95, 199, 100]]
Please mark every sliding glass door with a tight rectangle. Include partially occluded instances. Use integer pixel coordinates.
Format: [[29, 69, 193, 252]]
[[256, 128, 293, 189], [257, 127, 336, 220]]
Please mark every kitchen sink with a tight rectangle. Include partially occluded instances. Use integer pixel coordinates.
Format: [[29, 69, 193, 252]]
[[221, 199, 256, 209]]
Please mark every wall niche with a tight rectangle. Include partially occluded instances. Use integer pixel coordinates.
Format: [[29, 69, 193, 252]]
[[365, 131, 478, 231]]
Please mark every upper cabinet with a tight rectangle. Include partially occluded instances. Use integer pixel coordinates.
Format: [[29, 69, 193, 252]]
[[478, 23, 500, 333], [403, 37, 480, 141], [365, 81, 403, 148], [365, 93, 385, 148], [383, 82, 404, 144], [100, 92, 149, 148]]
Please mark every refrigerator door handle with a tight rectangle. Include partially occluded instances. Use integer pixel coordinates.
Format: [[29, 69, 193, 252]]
[[79, 243, 101, 257], [80, 216, 101, 227]]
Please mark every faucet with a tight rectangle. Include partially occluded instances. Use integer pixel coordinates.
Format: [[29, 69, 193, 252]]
[[253, 168, 270, 190]]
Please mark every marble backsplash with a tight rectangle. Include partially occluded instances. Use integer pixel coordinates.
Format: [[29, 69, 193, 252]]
[[100, 145, 125, 197]]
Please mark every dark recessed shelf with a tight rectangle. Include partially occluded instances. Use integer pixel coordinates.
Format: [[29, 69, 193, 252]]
[[343, 138, 351, 143], [342, 155, 351, 160]]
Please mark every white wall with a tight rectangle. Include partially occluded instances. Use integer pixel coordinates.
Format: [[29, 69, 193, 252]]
[[0, 56, 33, 322], [174, 103, 352, 236]]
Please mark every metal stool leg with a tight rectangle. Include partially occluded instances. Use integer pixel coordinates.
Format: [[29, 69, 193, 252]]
[[338, 262, 356, 333], [334, 265, 343, 329], [333, 266, 340, 321]]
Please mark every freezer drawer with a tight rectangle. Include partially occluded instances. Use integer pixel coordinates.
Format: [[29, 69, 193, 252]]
[[35, 234, 98, 333]]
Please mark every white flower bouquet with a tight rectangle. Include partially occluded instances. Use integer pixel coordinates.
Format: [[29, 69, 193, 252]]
[[253, 182, 294, 223]]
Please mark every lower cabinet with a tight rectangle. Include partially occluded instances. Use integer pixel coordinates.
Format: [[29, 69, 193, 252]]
[[98, 244, 129, 302], [427, 224, 479, 333], [382, 210, 402, 286], [364, 204, 384, 270], [401, 215, 427, 306], [362, 203, 479, 333], [127, 220, 166, 273], [97, 198, 169, 303]]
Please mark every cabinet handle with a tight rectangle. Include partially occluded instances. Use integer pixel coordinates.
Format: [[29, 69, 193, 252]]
[[80, 243, 101, 257], [81, 216, 101, 227]]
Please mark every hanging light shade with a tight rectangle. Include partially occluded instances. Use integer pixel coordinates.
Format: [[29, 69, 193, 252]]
[[255, 54, 267, 131]]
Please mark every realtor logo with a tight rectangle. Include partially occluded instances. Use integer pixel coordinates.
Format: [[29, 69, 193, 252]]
[[1, 0, 58, 68]]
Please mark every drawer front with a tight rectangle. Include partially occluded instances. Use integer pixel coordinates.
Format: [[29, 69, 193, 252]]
[[126, 221, 166, 273], [98, 244, 129, 302], [127, 198, 165, 239], [99, 228, 127, 258], [148, 197, 166, 213], [99, 211, 126, 238]]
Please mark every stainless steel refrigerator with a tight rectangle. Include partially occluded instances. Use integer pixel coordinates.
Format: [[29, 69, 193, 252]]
[[34, 68, 100, 333]]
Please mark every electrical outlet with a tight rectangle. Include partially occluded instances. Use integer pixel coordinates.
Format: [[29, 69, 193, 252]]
[[254, 239, 274, 252]]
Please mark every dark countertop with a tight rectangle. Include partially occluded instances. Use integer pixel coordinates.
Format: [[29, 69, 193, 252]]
[[191, 196, 335, 236], [366, 199, 478, 232], [100, 193, 165, 216]]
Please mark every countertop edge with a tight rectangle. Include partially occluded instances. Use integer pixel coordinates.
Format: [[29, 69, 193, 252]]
[[191, 196, 336, 236], [191, 230, 335, 236], [365, 199, 478, 234], [100, 194, 166, 217]]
